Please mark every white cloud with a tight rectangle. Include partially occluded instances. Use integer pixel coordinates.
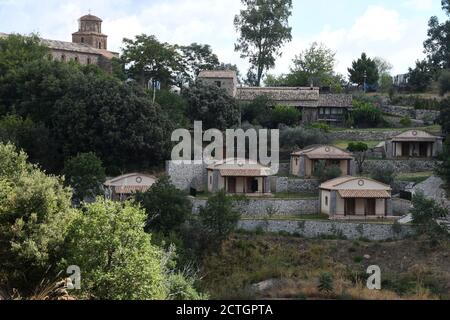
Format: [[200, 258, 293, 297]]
[[403, 0, 434, 11]]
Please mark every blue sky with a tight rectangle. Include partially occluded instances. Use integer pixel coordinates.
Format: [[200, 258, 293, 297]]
[[0, 0, 447, 77]]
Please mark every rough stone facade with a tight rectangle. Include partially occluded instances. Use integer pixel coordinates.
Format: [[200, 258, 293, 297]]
[[191, 198, 319, 216], [363, 159, 438, 173], [238, 219, 414, 241], [381, 105, 440, 124], [392, 198, 412, 216], [413, 176, 450, 210], [327, 129, 407, 142], [166, 161, 208, 192], [272, 177, 320, 193]]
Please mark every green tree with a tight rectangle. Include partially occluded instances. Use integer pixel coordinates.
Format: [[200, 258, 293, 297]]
[[439, 98, 450, 136], [348, 53, 379, 88], [0, 143, 77, 292], [234, 0, 293, 86], [241, 95, 273, 126], [438, 69, 450, 96], [314, 161, 342, 183], [349, 100, 383, 128], [410, 192, 448, 243], [424, 15, 450, 71], [63, 199, 168, 300], [271, 105, 301, 127], [199, 191, 240, 250], [184, 83, 240, 130], [63, 152, 106, 202], [407, 60, 433, 92], [280, 126, 329, 149], [121, 34, 184, 88], [379, 74, 393, 93], [370, 162, 396, 185], [180, 43, 220, 83], [134, 176, 192, 234], [436, 139, 450, 184], [347, 142, 369, 174]]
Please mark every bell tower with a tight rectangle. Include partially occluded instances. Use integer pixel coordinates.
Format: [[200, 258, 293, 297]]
[[72, 14, 108, 50]]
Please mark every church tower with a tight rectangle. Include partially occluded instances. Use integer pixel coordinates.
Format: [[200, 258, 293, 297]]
[[72, 14, 108, 50]]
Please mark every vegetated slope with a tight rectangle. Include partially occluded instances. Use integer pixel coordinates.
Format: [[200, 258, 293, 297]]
[[201, 233, 450, 300]]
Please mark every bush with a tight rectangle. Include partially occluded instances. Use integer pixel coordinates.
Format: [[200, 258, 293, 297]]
[[314, 161, 342, 182], [348, 142, 369, 174], [399, 116, 412, 127], [309, 122, 331, 133], [318, 272, 334, 293], [198, 191, 241, 251], [271, 105, 301, 127], [349, 100, 384, 128], [439, 70, 450, 96], [63, 152, 106, 202], [280, 126, 330, 149], [63, 199, 168, 300], [241, 95, 273, 126], [370, 162, 397, 185], [134, 176, 192, 234]]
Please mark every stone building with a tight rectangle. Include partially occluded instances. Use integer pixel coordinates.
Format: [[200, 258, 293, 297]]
[[197, 70, 353, 125], [207, 158, 272, 196], [384, 130, 443, 159], [290, 145, 355, 179], [1, 14, 119, 72], [319, 176, 393, 220]]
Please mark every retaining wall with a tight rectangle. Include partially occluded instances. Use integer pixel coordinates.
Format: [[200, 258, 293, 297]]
[[273, 177, 320, 193]]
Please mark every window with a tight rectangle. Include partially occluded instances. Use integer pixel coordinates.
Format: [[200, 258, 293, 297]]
[[215, 81, 222, 88], [61, 55, 66, 62], [210, 175, 212, 185], [325, 196, 329, 206], [81, 37, 84, 43], [295, 158, 298, 166], [98, 42, 102, 49], [87, 57, 91, 65], [74, 56, 79, 63]]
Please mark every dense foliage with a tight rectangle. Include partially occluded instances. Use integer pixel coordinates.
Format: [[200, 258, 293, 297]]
[[348, 100, 384, 128], [348, 53, 379, 89]]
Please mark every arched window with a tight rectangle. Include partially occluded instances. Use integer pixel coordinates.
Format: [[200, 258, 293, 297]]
[[61, 55, 66, 62], [81, 37, 84, 43], [74, 56, 79, 63], [87, 57, 91, 65], [98, 42, 102, 49]]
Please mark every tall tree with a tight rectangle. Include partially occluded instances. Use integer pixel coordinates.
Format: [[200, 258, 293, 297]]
[[180, 43, 220, 83], [348, 53, 379, 88], [234, 0, 293, 86], [407, 60, 433, 92], [121, 34, 184, 88]]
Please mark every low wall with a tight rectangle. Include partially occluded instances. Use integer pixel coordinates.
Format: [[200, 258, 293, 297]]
[[328, 129, 404, 142], [273, 177, 320, 193], [238, 219, 414, 241], [363, 159, 438, 173], [191, 198, 319, 216]]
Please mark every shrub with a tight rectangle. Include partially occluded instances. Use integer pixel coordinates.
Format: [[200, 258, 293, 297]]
[[63, 152, 106, 202], [349, 100, 383, 128], [399, 116, 412, 127], [309, 122, 331, 133], [241, 95, 273, 126], [318, 272, 334, 293], [314, 161, 342, 182], [280, 126, 329, 149], [370, 162, 397, 185], [271, 105, 301, 127]]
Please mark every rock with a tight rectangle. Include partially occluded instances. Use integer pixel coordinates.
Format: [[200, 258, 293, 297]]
[[364, 254, 371, 260], [413, 176, 450, 210], [250, 279, 281, 293]]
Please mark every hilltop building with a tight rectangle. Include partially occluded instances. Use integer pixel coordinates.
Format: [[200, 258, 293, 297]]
[[197, 70, 353, 125]]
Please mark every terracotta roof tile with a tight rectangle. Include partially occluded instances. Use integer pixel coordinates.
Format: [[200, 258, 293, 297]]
[[338, 190, 391, 198]]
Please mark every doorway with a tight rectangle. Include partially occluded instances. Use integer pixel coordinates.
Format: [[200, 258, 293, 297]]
[[227, 177, 236, 194], [345, 198, 355, 216], [419, 143, 428, 157], [365, 199, 376, 216], [402, 142, 410, 157]]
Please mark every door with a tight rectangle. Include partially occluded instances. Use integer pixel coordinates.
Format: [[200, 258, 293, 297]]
[[345, 199, 355, 216], [365, 199, 376, 216], [419, 143, 428, 157], [227, 177, 236, 194], [402, 142, 410, 157]]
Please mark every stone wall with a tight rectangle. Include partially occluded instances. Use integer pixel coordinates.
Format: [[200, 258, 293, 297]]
[[363, 159, 438, 173], [166, 161, 207, 192], [238, 219, 414, 241], [191, 198, 319, 216], [273, 177, 320, 193], [328, 130, 404, 142], [381, 105, 439, 124], [392, 198, 412, 216]]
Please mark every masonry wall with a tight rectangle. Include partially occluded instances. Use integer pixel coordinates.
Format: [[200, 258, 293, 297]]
[[166, 161, 208, 192], [191, 198, 319, 216], [363, 159, 438, 173], [273, 177, 320, 193], [238, 219, 415, 241]]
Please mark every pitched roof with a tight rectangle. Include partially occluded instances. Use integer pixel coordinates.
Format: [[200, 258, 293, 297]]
[[207, 158, 272, 177], [390, 130, 443, 142], [291, 145, 353, 160], [198, 70, 237, 79], [41, 38, 102, 55], [319, 94, 353, 108], [320, 176, 391, 190], [104, 173, 157, 186], [237, 87, 320, 107]]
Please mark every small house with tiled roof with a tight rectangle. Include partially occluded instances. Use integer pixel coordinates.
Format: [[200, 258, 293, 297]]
[[384, 130, 443, 159], [319, 176, 393, 219], [290, 145, 355, 179], [207, 158, 272, 196], [104, 173, 157, 201]]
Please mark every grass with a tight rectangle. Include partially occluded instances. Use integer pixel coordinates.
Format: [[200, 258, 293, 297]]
[[397, 171, 434, 184], [273, 192, 318, 199], [200, 234, 450, 300]]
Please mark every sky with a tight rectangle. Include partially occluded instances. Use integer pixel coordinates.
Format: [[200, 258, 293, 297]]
[[0, 0, 448, 78]]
